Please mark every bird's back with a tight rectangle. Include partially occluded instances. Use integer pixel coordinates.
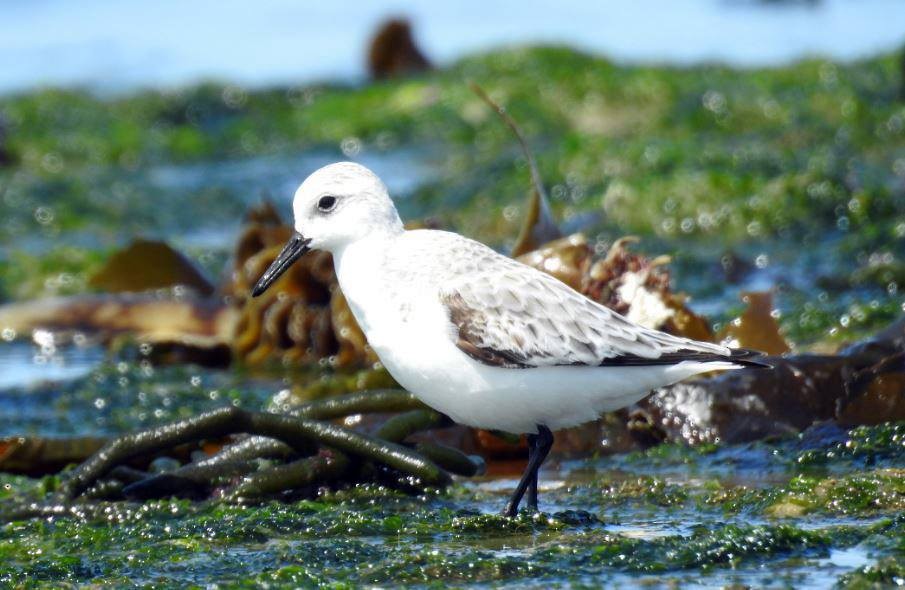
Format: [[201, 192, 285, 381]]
[[382, 229, 761, 369]]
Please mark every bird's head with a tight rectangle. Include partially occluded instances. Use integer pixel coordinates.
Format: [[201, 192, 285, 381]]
[[252, 161, 402, 297]]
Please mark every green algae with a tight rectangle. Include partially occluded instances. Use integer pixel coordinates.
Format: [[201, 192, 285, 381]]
[[5, 47, 902, 247], [0, 493, 899, 587], [795, 422, 905, 467], [839, 556, 905, 589], [763, 471, 905, 516], [0, 360, 279, 437], [616, 422, 905, 473], [0, 246, 108, 301], [3, 354, 902, 586], [700, 470, 905, 517], [1, 422, 902, 587], [584, 524, 832, 572], [573, 468, 904, 518], [2, 47, 903, 343]]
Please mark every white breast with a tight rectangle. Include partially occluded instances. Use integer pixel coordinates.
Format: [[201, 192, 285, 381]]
[[334, 234, 490, 413]]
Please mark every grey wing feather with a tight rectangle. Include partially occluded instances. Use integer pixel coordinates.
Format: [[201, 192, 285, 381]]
[[439, 260, 753, 369]]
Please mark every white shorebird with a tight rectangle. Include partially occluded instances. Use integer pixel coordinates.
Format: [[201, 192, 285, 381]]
[[252, 162, 766, 516]]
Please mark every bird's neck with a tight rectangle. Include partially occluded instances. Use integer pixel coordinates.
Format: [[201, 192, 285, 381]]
[[332, 231, 402, 337], [333, 231, 398, 290]]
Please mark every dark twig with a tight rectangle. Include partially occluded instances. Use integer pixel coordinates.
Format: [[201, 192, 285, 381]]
[[467, 81, 561, 256], [468, 81, 548, 205]]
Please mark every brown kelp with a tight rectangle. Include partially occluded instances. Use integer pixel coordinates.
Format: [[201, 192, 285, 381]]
[[229, 202, 373, 368]]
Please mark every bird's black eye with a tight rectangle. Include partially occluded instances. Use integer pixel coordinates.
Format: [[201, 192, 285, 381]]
[[317, 195, 337, 212]]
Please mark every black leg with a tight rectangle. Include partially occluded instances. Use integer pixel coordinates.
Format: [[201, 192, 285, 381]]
[[531, 426, 553, 510], [502, 425, 554, 517], [526, 433, 539, 511]]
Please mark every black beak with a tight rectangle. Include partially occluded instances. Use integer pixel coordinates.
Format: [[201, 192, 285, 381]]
[[251, 233, 312, 297]]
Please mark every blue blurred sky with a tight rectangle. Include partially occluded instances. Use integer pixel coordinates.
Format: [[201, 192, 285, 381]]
[[1, 0, 904, 93]]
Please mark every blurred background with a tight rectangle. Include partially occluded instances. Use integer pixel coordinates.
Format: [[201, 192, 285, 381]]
[[1, 2, 905, 585], [1, 0, 904, 425]]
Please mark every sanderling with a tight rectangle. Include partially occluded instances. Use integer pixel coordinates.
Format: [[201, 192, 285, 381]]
[[253, 162, 767, 516]]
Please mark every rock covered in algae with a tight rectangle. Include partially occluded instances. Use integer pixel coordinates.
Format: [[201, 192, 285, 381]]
[[629, 316, 905, 446]]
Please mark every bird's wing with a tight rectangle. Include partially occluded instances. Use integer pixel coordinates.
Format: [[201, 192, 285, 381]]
[[439, 261, 758, 369]]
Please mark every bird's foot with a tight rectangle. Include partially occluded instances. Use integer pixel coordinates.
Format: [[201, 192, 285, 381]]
[[501, 503, 520, 518]]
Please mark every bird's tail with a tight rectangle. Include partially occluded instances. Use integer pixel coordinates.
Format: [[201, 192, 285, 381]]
[[724, 348, 773, 369]]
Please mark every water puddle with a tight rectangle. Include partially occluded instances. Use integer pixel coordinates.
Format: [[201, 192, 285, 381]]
[[822, 546, 874, 570]]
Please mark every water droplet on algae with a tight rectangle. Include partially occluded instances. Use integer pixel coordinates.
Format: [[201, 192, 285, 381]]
[[755, 254, 769, 269], [341, 137, 362, 157], [222, 86, 247, 109], [40, 153, 63, 174], [702, 90, 726, 113]]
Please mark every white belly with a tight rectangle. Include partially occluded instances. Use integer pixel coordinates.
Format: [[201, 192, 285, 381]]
[[358, 301, 732, 434], [378, 336, 730, 434]]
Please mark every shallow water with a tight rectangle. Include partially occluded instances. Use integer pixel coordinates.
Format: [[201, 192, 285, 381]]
[[0, 341, 104, 390], [0, 355, 282, 437]]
